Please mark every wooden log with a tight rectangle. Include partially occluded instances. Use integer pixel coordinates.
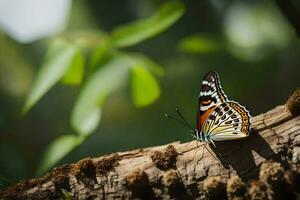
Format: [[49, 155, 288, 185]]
[[1, 89, 300, 200]]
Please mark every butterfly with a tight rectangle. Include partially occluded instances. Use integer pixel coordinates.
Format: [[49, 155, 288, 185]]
[[192, 71, 251, 147]]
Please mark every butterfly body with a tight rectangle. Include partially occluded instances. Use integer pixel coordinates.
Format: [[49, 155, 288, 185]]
[[194, 71, 251, 147]]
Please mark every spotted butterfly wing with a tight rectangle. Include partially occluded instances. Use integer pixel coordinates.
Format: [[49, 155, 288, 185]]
[[197, 71, 251, 141], [202, 101, 251, 141], [197, 71, 228, 131]]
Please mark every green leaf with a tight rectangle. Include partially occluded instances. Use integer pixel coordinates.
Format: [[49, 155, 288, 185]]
[[71, 56, 129, 135], [36, 134, 84, 176], [89, 42, 113, 71], [179, 34, 221, 54], [125, 53, 164, 76], [23, 39, 80, 113], [111, 1, 185, 48], [131, 65, 160, 107], [65, 30, 108, 49], [61, 50, 85, 85]]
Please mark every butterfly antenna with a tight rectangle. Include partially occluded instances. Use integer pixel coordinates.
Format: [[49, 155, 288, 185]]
[[176, 108, 193, 129], [165, 113, 192, 130]]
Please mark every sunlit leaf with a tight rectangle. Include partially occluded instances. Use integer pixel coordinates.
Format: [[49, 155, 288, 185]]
[[62, 50, 85, 85], [23, 39, 80, 113], [89, 42, 113, 71], [71, 56, 129, 135], [110, 1, 185, 48], [36, 134, 84, 176], [131, 65, 160, 107], [66, 30, 108, 49], [125, 53, 164, 76], [179, 34, 221, 54]]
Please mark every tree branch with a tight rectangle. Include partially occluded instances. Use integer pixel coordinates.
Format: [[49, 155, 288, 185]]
[[1, 90, 300, 199]]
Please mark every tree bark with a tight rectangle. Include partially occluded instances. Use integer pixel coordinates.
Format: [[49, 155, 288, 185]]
[[1, 90, 300, 200]]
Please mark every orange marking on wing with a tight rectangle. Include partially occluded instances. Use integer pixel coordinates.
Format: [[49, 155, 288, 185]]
[[199, 106, 215, 127], [202, 100, 211, 104]]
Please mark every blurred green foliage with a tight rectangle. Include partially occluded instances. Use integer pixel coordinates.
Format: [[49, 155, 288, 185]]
[[110, 0, 184, 47], [131, 65, 160, 107], [23, 39, 82, 113], [23, 1, 185, 175], [71, 56, 129, 136], [36, 134, 84, 176], [179, 34, 221, 54], [0, 0, 300, 185]]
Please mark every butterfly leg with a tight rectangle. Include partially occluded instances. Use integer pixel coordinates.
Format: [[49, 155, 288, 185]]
[[196, 143, 206, 165], [209, 139, 216, 148], [192, 140, 199, 161], [208, 139, 228, 162], [191, 140, 206, 165], [204, 144, 219, 162], [208, 142, 229, 166]]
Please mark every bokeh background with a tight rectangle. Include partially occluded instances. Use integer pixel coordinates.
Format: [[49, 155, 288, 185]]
[[0, 0, 300, 184]]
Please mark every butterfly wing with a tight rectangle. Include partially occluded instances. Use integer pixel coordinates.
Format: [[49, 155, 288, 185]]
[[197, 71, 228, 131], [202, 101, 251, 141]]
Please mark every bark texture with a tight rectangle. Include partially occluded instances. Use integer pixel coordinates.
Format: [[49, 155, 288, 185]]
[[1, 90, 300, 200]]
